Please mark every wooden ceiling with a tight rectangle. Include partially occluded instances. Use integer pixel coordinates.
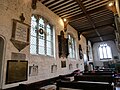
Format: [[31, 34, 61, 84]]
[[40, 0, 116, 44]]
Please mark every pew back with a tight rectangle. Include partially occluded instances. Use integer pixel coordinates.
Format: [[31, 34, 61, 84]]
[[74, 75, 114, 84], [56, 80, 113, 90], [83, 71, 114, 75]]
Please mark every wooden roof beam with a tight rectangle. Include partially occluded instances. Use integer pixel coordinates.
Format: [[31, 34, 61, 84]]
[[75, 0, 103, 41], [87, 33, 115, 39], [78, 24, 114, 33], [67, 5, 109, 22]]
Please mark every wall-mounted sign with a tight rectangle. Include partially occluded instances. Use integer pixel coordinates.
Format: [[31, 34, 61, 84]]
[[10, 19, 30, 51]]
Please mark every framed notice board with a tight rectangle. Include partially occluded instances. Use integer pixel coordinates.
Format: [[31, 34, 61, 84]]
[[6, 60, 28, 84]]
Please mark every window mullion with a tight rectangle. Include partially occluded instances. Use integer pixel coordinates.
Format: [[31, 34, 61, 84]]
[[36, 17, 39, 54], [44, 23, 47, 55]]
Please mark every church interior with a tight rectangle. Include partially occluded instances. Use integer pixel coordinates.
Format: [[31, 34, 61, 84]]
[[0, 0, 120, 90]]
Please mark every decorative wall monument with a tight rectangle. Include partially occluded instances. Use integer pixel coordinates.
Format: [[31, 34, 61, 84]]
[[79, 44, 83, 59], [11, 52, 26, 60], [10, 19, 30, 51], [61, 61, 66, 68], [58, 31, 69, 58], [29, 64, 38, 76], [76, 63, 79, 68], [51, 64, 57, 73], [69, 63, 73, 70]]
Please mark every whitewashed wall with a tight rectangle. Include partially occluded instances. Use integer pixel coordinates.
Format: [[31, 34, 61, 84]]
[[0, 0, 87, 89]]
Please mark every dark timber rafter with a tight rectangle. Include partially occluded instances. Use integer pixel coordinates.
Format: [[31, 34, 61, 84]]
[[40, 0, 116, 43], [76, 24, 115, 33], [74, 0, 103, 41], [67, 5, 109, 22], [86, 33, 115, 39]]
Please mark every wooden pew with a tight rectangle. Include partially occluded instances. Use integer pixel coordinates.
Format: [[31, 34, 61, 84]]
[[83, 71, 114, 75], [56, 74, 114, 90], [74, 75, 114, 84], [56, 80, 113, 90], [18, 77, 58, 90]]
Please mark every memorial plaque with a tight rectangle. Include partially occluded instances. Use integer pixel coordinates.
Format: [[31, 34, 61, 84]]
[[6, 60, 28, 84], [11, 19, 30, 51]]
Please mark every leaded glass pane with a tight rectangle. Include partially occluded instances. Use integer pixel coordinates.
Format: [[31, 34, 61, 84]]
[[107, 46, 112, 58], [30, 15, 54, 56], [38, 46, 45, 55], [39, 38, 45, 47], [47, 48, 52, 56], [30, 45, 37, 54], [47, 41, 52, 48], [68, 34, 76, 59], [99, 47, 103, 59], [31, 16, 37, 36], [30, 36, 37, 45], [39, 18, 44, 28]]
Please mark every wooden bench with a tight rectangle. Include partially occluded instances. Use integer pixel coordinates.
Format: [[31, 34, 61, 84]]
[[83, 71, 114, 75], [56, 74, 114, 90], [74, 75, 114, 84], [56, 80, 113, 90], [18, 77, 58, 90]]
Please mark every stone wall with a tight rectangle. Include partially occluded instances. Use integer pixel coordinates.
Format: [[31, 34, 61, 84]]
[[0, 0, 86, 89]]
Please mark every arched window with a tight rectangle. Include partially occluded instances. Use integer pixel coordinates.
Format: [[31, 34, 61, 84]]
[[98, 43, 112, 60], [30, 15, 54, 56], [68, 34, 76, 59]]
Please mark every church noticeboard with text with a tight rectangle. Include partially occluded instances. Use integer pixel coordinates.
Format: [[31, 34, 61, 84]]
[[6, 60, 28, 84], [11, 19, 30, 51]]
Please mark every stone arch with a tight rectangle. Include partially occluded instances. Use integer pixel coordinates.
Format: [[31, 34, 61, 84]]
[[0, 35, 5, 89]]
